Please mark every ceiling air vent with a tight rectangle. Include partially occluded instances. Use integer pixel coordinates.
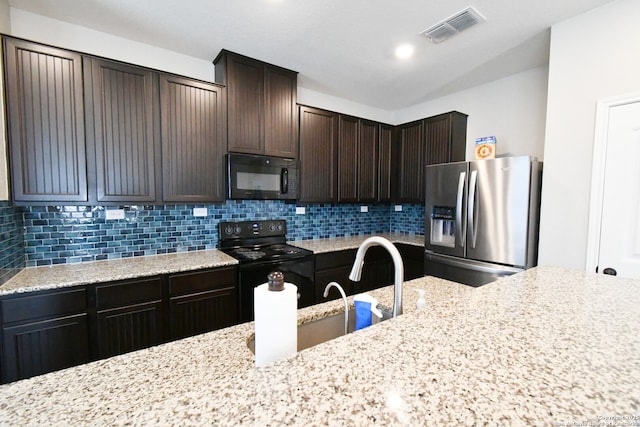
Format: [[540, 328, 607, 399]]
[[420, 6, 486, 43]]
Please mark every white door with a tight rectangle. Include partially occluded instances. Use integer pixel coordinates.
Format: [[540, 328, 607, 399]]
[[596, 100, 640, 278]]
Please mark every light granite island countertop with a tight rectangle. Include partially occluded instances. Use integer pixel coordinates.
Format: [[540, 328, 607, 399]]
[[1, 266, 639, 426]]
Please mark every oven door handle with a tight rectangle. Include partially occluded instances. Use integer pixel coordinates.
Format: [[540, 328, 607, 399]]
[[281, 168, 289, 194]]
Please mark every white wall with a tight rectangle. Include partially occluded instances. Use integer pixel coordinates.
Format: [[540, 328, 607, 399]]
[[394, 67, 548, 161], [298, 87, 394, 124], [8, 9, 215, 82], [538, 0, 640, 270]]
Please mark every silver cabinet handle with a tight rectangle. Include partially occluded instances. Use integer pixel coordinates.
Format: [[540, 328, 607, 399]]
[[456, 172, 466, 248]]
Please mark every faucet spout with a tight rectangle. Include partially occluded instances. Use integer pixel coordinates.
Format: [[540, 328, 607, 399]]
[[323, 282, 349, 335], [349, 236, 404, 317]]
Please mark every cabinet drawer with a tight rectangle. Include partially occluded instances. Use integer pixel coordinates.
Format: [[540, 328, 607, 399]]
[[1, 288, 86, 324], [168, 267, 236, 296], [94, 277, 162, 310]]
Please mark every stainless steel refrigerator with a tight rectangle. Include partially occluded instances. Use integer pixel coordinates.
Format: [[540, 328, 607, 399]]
[[424, 156, 542, 286]]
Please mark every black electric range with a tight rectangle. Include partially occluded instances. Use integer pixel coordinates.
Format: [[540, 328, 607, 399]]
[[219, 220, 314, 322]]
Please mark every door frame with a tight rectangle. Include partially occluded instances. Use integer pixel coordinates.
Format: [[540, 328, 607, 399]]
[[585, 90, 640, 272]]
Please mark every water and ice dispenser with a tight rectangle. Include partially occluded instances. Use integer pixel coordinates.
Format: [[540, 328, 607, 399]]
[[430, 206, 456, 247]]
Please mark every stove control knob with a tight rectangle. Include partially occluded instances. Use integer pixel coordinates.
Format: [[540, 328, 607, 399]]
[[277, 223, 283, 232], [269, 223, 276, 232], [225, 225, 234, 236], [234, 225, 242, 235]]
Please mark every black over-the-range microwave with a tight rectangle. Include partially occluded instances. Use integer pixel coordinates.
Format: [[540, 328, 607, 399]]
[[227, 153, 299, 200]]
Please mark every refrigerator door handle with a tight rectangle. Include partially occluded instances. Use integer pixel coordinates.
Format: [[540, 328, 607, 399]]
[[456, 172, 466, 247], [468, 170, 479, 248]]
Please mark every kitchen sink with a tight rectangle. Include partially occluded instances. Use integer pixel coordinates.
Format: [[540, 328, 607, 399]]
[[247, 308, 392, 354]]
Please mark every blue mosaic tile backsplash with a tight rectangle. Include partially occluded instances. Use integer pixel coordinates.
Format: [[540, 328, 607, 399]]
[[21, 201, 425, 267], [0, 201, 25, 284]]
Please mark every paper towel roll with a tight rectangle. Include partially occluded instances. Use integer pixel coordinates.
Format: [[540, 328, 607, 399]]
[[254, 282, 298, 367]]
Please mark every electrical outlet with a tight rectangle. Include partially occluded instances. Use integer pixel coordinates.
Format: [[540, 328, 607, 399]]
[[295, 206, 306, 215], [360, 206, 368, 213], [105, 209, 125, 220], [394, 205, 403, 212], [193, 208, 208, 217]]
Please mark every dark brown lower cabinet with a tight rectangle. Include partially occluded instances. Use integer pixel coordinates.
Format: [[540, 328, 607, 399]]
[[0, 288, 90, 383], [314, 244, 424, 305], [91, 277, 164, 359], [168, 267, 238, 340]]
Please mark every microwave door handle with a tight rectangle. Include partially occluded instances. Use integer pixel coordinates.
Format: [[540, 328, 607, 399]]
[[281, 168, 289, 194]]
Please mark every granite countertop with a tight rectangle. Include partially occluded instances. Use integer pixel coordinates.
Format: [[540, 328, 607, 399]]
[[0, 233, 423, 296], [1, 265, 638, 426]]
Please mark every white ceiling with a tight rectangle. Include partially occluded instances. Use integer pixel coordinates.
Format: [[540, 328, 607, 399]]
[[7, 0, 615, 110]]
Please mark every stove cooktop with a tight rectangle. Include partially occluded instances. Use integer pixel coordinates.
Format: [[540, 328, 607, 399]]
[[224, 243, 311, 263], [218, 220, 312, 264]]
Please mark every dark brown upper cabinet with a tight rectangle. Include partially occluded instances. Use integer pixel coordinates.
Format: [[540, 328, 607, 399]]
[[298, 106, 338, 203], [337, 115, 359, 202], [84, 57, 160, 203], [3, 37, 88, 203], [425, 111, 467, 165], [393, 120, 425, 204], [378, 124, 394, 203], [214, 50, 298, 158], [358, 119, 379, 203], [159, 75, 226, 203], [337, 115, 379, 203]]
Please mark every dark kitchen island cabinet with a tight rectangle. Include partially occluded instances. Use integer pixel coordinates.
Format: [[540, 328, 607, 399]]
[[3, 37, 88, 203], [214, 50, 298, 158], [0, 288, 90, 383], [298, 105, 339, 203], [167, 267, 238, 340]]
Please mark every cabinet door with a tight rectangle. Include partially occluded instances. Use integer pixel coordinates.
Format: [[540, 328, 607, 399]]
[[264, 66, 298, 158], [85, 57, 159, 203], [358, 120, 379, 202], [299, 106, 338, 203], [0, 287, 89, 383], [2, 314, 90, 383], [338, 115, 359, 202], [3, 37, 87, 202], [378, 124, 394, 203], [394, 120, 425, 203], [92, 277, 164, 359], [168, 267, 237, 340], [225, 54, 263, 154], [425, 111, 467, 165], [160, 75, 226, 202]]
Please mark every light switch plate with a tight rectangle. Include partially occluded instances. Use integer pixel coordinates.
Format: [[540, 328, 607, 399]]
[[193, 208, 208, 217], [295, 206, 306, 215], [105, 209, 125, 220], [394, 205, 403, 212], [360, 206, 368, 213]]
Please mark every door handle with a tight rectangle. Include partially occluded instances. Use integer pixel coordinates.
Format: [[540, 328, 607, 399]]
[[456, 172, 466, 247], [467, 170, 478, 248], [281, 168, 289, 194]]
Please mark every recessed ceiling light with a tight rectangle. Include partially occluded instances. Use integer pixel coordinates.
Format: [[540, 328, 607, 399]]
[[395, 44, 414, 59]]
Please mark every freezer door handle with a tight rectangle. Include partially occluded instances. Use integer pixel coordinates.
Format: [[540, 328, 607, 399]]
[[456, 171, 466, 247], [468, 170, 479, 248], [425, 251, 523, 275]]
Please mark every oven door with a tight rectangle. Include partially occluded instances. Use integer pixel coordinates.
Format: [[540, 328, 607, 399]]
[[238, 256, 314, 323], [227, 153, 299, 200]]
